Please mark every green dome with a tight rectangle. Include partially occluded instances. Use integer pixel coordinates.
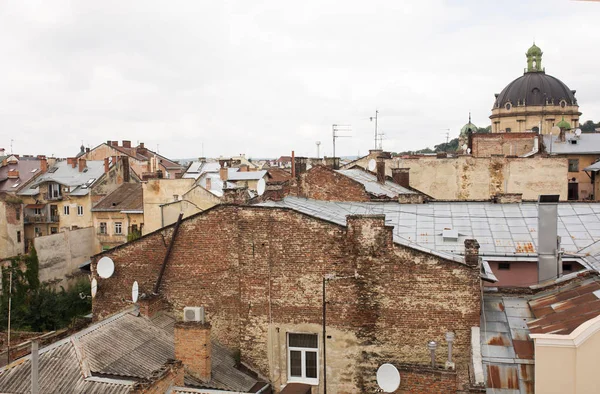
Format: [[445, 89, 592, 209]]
[[557, 117, 571, 130], [527, 43, 542, 56], [460, 122, 478, 135]]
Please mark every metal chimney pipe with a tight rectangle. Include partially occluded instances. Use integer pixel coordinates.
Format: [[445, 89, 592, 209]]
[[538, 195, 561, 283], [427, 340, 437, 368], [445, 332, 455, 370], [31, 340, 39, 394]]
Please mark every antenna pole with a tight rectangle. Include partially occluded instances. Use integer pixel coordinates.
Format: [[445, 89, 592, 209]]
[[10, 139, 14, 155], [322, 277, 327, 394], [332, 125, 336, 159], [370, 110, 379, 149]]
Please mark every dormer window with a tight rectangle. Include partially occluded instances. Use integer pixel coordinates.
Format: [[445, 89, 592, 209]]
[[505, 103, 512, 111]]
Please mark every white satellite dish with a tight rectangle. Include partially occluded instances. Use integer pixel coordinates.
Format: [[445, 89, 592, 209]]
[[368, 159, 377, 171], [91, 278, 98, 298], [257, 178, 266, 196], [575, 128, 582, 136], [132, 281, 139, 303], [307, 163, 312, 170], [97, 256, 115, 279], [376, 363, 401, 393], [551, 126, 561, 135]]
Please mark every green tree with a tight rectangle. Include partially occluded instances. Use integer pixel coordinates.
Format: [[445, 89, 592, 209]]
[[580, 120, 599, 133]]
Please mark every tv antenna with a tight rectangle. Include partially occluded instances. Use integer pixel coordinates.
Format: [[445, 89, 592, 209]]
[[332, 124, 351, 158], [370, 110, 379, 149], [316, 141, 321, 158], [442, 129, 450, 152]]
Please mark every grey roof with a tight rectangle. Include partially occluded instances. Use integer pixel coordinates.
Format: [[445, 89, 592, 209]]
[[584, 161, 600, 172], [227, 168, 267, 181], [335, 169, 416, 197], [494, 72, 576, 108], [543, 133, 600, 155], [0, 156, 42, 193], [184, 161, 221, 180], [0, 309, 258, 393], [481, 295, 535, 394], [17, 160, 106, 197], [259, 197, 600, 269]]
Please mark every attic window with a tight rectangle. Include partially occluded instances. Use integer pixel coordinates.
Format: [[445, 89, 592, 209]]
[[442, 228, 458, 241], [569, 140, 578, 145]]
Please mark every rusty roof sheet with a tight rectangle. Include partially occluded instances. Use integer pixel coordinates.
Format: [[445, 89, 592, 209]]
[[92, 183, 143, 212], [482, 295, 535, 394], [528, 277, 600, 335]]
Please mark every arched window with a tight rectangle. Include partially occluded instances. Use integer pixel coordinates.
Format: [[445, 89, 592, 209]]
[[505, 103, 512, 111], [532, 126, 539, 133], [506, 128, 512, 133]]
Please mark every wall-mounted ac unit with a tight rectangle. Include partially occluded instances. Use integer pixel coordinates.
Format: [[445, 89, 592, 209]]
[[183, 306, 205, 323]]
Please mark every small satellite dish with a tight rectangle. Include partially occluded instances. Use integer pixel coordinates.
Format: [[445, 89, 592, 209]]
[[376, 363, 401, 393], [368, 159, 377, 171], [257, 178, 266, 196], [575, 128, 582, 136], [91, 278, 98, 298], [307, 163, 312, 170], [551, 126, 561, 135], [97, 257, 115, 279], [132, 281, 139, 303]]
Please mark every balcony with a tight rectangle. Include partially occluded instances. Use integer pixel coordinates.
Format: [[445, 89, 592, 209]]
[[24, 214, 59, 224], [44, 192, 63, 201]]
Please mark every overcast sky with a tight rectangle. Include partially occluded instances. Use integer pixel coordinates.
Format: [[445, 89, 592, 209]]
[[1, 1, 599, 160]]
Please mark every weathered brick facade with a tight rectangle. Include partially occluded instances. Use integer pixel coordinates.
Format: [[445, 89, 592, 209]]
[[92, 205, 481, 393], [471, 133, 537, 158], [297, 165, 372, 202]]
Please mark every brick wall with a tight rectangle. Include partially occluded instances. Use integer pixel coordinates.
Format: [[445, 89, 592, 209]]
[[174, 321, 211, 382], [132, 360, 184, 394], [92, 205, 481, 393], [471, 133, 537, 158], [297, 165, 372, 202], [396, 364, 457, 394]]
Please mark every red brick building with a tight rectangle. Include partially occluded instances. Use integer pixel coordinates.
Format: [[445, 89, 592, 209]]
[[92, 205, 483, 393]]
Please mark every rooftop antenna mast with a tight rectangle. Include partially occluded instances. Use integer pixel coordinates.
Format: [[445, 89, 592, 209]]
[[332, 124, 351, 158], [10, 139, 14, 155], [442, 129, 450, 152], [316, 141, 321, 158], [370, 110, 379, 149]]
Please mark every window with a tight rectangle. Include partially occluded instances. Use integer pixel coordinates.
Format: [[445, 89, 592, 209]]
[[49, 183, 61, 198], [99, 222, 107, 234], [563, 263, 573, 271], [173, 194, 179, 201], [63, 206, 70, 215], [505, 103, 511, 111], [568, 159, 579, 172], [115, 222, 123, 235], [51, 227, 58, 234], [17, 231, 21, 243], [560, 100, 567, 108], [288, 333, 318, 385], [33, 208, 42, 215], [34, 227, 41, 236], [505, 128, 512, 133], [532, 126, 540, 133], [77, 206, 84, 216], [15, 207, 20, 221], [498, 263, 511, 270]]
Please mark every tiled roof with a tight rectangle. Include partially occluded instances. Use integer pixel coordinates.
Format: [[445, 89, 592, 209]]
[[528, 277, 600, 335], [259, 197, 600, 269], [335, 168, 416, 197], [266, 167, 292, 183], [0, 156, 42, 193], [93, 183, 143, 212], [17, 160, 106, 197]]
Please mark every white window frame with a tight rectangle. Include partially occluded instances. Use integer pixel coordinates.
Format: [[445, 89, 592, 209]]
[[115, 222, 122, 235], [63, 206, 70, 215], [287, 333, 319, 385], [77, 205, 84, 216]]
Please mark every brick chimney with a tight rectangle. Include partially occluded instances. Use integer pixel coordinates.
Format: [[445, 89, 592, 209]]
[[122, 157, 130, 183], [464, 239, 480, 267], [205, 177, 212, 190], [104, 157, 110, 173], [39, 156, 48, 173], [294, 157, 307, 175], [107, 140, 112, 146], [67, 158, 77, 168], [220, 167, 228, 181], [392, 168, 410, 188], [7, 169, 19, 179], [291, 151, 296, 178], [324, 157, 340, 170], [376, 156, 386, 184], [122, 140, 131, 148], [239, 164, 248, 172], [175, 321, 212, 382], [111, 141, 119, 147], [78, 158, 86, 172]]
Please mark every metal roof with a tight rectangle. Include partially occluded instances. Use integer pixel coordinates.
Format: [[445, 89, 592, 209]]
[[481, 295, 535, 394], [335, 168, 416, 197], [0, 156, 42, 193], [544, 133, 600, 155], [227, 168, 267, 181], [17, 160, 106, 197], [494, 72, 576, 108], [584, 161, 600, 172], [259, 197, 600, 268]]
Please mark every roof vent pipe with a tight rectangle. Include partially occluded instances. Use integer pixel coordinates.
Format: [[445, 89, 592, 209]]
[[427, 340, 437, 368], [538, 195, 562, 283], [445, 332, 455, 370]]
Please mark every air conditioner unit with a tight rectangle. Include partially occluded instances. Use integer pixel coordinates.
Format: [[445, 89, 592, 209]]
[[183, 306, 205, 323]]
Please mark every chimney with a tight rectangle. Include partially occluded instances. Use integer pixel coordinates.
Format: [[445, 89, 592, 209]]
[[538, 195, 562, 282], [376, 156, 386, 184], [175, 321, 211, 382], [294, 157, 307, 175], [139, 142, 145, 149], [122, 157, 130, 183], [239, 164, 248, 172], [324, 157, 340, 170], [39, 157, 48, 173], [31, 340, 39, 394], [107, 140, 112, 146], [111, 141, 119, 147], [78, 158, 86, 172], [392, 168, 410, 188], [205, 177, 212, 190], [464, 239, 480, 267], [220, 167, 228, 181], [7, 169, 19, 179], [291, 151, 296, 178], [369, 149, 383, 156], [104, 157, 109, 173], [86, 147, 90, 153], [122, 140, 131, 148], [67, 157, 77, 168]]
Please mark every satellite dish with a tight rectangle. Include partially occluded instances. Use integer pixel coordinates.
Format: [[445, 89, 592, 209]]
[[257, 178, 266, 196], [551, 126, 561, 135], [368, 159, 377, 171], [132, 281, 139, 303], [575, 128, 582, 136], [97, 257, 115, 279], [376, 363, 401, 393], [91, 278, 98, 298], [307, 163, 312, 170]]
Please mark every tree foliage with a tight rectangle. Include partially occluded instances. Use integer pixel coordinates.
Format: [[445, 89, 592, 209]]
[[395, 126, 491, 155], [580, 120, 599, 133], [0, 249, 91, 332]]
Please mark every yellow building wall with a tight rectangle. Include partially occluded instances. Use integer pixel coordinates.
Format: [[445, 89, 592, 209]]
[[490, 104, 580, 133], [565, 154, 599, 200], [84, 144, 148, 176], [0, 199, 24, 259], [142, 178, 196, 234], [160, 185, 221, 228], [92, 211, 144, 253]]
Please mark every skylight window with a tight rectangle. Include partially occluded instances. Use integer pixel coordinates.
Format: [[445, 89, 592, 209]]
[[12, 183, 19, 188], [31, 168, 38, 173]]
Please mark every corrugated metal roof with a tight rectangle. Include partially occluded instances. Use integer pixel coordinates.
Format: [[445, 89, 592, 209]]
[[543, 133, 600, 155], [335, 168, 416, 197], [528, 277, 600, 335], [481, 295, 535, 394], [227, 168, 267, 181], [18, 160, 106, 197], [259, 197, 600, 269]]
